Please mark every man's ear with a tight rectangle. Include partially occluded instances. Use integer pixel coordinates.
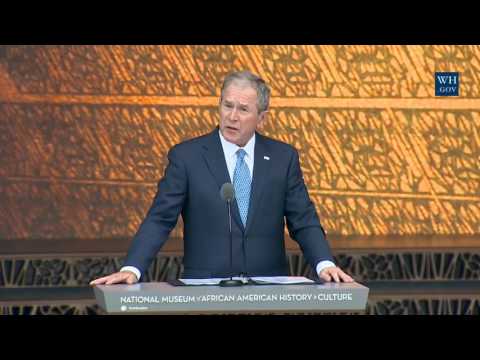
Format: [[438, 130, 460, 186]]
[[257, 111, 269, 129]]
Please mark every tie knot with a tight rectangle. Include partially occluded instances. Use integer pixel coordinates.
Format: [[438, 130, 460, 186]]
[[236, 149, 247, 161]]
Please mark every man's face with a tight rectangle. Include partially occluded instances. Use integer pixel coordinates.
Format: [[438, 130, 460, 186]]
[[219, 81, 267, 147]]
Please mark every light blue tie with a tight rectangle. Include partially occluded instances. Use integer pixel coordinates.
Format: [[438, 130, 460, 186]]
[[233, 149, 251, 227]]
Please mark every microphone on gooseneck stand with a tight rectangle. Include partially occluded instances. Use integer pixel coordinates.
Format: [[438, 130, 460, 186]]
[[219, 183, 244, 287]]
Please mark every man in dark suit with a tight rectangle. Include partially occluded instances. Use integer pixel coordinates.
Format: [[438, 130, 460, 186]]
[[91, 70, 353, 285]]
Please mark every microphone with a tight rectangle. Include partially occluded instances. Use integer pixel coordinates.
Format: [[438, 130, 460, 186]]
[[220, 182, 235, 202], [219, 183, 244, 287]]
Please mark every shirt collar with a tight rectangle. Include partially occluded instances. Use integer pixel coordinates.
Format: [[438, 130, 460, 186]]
[[219, 129, 255, 160]]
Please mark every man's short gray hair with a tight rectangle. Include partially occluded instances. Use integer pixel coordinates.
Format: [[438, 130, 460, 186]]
[[220, 70, 271, 113]]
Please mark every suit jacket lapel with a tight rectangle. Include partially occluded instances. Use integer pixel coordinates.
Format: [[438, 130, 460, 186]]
[[201, 128, 245, 232], [245, 132, 271, 235]]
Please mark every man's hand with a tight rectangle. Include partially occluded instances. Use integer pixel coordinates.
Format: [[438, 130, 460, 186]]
[[89, 271, 138, 286], [319, 266, 354, 283]]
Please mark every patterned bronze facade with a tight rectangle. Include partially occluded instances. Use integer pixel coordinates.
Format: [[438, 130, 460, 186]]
[[1, 45, 479, 241]]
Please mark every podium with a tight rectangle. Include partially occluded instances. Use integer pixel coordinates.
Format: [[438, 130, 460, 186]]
[[93, 281, 369, 314]]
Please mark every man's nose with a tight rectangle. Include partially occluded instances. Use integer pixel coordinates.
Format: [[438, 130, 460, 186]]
[[229, 107, 239, 121]]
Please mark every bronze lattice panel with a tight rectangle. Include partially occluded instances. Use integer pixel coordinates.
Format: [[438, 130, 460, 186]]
[[1, 252, 479, 287]]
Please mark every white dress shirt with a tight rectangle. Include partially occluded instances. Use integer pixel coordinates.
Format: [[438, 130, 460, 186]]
[[218, 130, 255, 182], [121, 131, 335, 280]]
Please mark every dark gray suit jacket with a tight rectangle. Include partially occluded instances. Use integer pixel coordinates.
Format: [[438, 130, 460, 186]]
[[124, 128, 333, 278]]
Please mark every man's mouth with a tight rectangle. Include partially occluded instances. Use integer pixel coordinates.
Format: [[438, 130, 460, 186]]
[[226, 126, 239, 131]]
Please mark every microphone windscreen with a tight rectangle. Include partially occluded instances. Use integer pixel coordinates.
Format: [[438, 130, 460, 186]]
[[220, 183, 235, 202]]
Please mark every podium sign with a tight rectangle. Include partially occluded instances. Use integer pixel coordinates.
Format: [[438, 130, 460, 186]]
[[93, 282, 369, 314]]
